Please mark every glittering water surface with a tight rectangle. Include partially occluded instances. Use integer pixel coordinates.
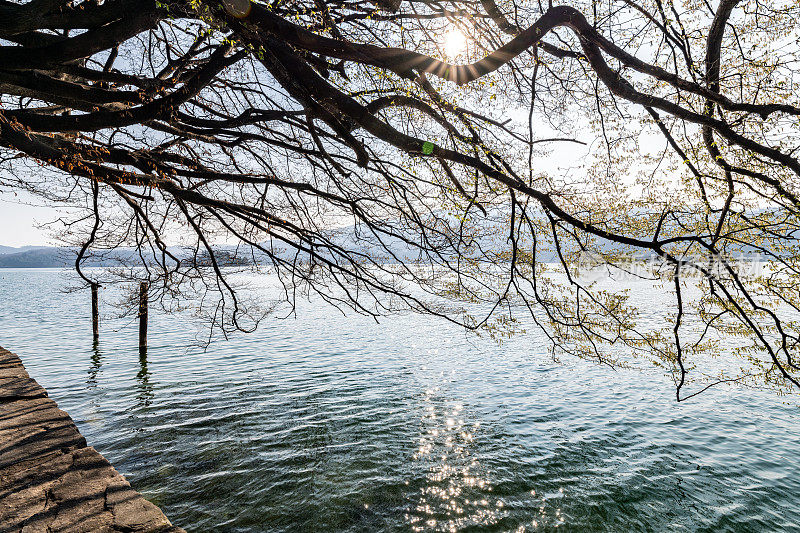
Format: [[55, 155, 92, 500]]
[[1, 269, 799, 532]]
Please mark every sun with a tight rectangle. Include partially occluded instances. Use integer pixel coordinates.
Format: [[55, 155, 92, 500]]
[[442, 28, 468, 59]]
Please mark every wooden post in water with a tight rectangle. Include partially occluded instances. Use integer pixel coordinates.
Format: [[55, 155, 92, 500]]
[[91, 283, 100, 342], [138, 282, 148, 352]]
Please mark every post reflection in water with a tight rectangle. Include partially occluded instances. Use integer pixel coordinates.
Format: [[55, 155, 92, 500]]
[[137, 347, 154, 407], [87, 341, 103, 386]]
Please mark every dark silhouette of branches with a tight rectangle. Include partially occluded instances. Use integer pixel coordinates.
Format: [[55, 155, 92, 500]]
[[1, 0, 800, 398]]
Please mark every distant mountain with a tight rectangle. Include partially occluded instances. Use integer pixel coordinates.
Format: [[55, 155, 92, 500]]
[[0, 245, 51, 256], [0, 235, 766, 269], [0, 246, 256, 268], [0, 248, 74, 268], [0, 247, 141, 268]]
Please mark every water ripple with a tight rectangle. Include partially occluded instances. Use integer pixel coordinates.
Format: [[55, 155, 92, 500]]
[[1, 269, 799, 532]]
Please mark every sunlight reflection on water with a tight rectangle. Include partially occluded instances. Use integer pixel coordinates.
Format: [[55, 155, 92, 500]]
[[0, 268, 799, 532]]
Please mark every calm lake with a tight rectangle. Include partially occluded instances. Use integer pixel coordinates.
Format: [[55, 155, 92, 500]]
[[1, 268, 799, 532]]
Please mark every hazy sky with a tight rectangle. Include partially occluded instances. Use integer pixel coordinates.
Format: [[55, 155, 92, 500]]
[[0, 191, 64, 247]]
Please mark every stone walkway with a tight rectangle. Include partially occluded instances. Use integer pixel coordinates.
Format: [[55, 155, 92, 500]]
[[0, 346, 184, 533]]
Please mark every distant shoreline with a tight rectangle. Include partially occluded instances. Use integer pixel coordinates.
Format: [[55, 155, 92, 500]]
[[0, 246, 253, 268]]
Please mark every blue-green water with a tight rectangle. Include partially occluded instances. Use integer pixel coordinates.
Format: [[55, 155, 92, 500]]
[[1, 269, 799, 532]]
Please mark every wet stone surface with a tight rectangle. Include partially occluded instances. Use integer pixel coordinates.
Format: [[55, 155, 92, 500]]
[[0, 346, 184, 533]]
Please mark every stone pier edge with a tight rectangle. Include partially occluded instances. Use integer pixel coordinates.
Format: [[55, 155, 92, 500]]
[[0, 345, 185, 533]]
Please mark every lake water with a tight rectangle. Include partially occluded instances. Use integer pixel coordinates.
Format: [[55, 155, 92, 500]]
[[1, 269, 799, 532]]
